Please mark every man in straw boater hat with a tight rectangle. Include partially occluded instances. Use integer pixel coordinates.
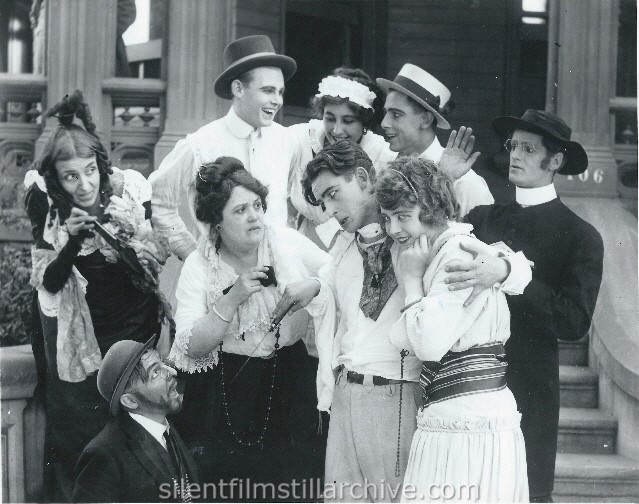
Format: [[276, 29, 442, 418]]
[[73, 337, 198, 502], [447, 110, 604, 502], [377, 63, 494, 218]]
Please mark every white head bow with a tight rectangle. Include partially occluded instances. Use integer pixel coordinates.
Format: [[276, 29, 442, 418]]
[[315, 75, 376, 110]]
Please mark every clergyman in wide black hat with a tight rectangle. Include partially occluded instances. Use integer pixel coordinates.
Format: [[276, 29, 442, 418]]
[[446, 109, 604, 502]]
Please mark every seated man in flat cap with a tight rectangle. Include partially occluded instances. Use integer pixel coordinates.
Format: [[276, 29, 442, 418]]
[[73, 337, 198, 502], [447, 110, 604, 502]]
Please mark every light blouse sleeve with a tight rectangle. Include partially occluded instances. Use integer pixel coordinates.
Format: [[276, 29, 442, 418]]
[[391, 244, 491, 363], [148, 141, 198, 260], [168, 251, 219, 372]]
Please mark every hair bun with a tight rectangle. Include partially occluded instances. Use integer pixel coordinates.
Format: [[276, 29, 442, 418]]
[[45, 89, 97, 134], [196, 156, 246, 195]]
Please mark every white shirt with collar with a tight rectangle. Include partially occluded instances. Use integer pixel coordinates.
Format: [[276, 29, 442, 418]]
[[516, 183, 558, 207], [317, 232, 422, 388], [129, 412, 169, 450], [149, 107, 295, 259], [418, 136, 494, 218]]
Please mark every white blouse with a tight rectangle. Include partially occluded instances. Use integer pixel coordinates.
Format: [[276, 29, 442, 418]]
[[169, 225, 338, 409]]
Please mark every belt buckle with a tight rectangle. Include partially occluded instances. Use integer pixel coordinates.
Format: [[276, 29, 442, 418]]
[[362, 374, 374, 386]]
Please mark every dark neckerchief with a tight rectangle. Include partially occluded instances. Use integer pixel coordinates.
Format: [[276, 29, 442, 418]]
[[356, 234, 397, 321]]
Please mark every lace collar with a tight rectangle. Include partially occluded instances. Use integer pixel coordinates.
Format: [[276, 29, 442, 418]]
[[196, 226, 285, 339]]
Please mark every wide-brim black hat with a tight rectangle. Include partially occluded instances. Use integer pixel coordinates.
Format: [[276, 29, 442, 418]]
[[97, 335, 156, 416], [214, 35, 297, 100], [377, 63, 452, 129], [493, 109, 588, 175]]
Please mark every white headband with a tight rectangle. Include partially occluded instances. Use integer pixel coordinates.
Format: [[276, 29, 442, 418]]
[[315, 75, 376, 110]]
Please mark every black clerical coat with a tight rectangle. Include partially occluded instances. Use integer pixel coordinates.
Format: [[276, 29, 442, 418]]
[[466, 198, 603, 499], [73, 413, 199, 503]]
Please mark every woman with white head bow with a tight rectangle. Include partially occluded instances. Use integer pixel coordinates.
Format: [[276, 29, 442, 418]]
[[288, 68, 396, 250]]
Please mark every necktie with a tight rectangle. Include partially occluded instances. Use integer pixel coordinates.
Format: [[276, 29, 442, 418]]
[[355, 235, 398, 321], [163, 429, 192, 502]]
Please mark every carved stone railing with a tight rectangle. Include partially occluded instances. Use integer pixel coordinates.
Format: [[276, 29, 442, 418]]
[[0, 344, 45, 503], [103, 77, 166, 178]]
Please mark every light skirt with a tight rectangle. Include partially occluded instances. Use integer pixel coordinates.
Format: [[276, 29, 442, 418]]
[[402, 392, 529, 502]]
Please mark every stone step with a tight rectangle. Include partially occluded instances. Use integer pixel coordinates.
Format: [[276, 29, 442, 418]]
[[554, 453, 639, 502], [559, 335, 589, 366], [558, 407, 617, 455], [559, 365, 598, 408]]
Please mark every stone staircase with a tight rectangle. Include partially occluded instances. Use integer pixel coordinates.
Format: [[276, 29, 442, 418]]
[[553, 335, 639, 502]]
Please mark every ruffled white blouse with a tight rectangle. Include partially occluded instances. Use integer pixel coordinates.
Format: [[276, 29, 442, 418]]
[[169, 225, 338, 410]]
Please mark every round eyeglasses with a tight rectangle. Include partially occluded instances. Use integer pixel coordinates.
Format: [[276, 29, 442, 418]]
[[504, 139, 538, 155]]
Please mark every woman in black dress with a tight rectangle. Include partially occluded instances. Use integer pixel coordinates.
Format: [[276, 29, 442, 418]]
[[24, 90, 168, 501]]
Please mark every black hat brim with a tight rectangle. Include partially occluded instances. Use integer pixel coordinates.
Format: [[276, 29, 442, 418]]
[[109, 335, 156, 416], [376, 78, 451, 130], [214, 54, 297, 100], [493, 116, 588, 175]]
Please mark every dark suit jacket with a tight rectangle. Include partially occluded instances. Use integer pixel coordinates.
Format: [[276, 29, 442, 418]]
[[73, 413, 199, 503], [466, 198, 603, 497]]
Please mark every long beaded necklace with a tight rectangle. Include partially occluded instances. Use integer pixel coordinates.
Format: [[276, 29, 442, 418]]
[[395, 348, 410, 477], [217, 325, 281, 448]]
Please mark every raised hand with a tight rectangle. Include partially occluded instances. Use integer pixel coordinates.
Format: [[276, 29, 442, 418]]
[[439, 126, 481, 180], [227, 266, 268, 307], [444, 240, 509, 307]]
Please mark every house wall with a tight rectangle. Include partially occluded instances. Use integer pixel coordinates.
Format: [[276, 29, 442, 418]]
[[385, 0, 510, 155]]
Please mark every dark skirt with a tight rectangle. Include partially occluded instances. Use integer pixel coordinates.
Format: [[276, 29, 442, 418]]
[[173, 340, 327, 502], [39, 252, 160, 502]]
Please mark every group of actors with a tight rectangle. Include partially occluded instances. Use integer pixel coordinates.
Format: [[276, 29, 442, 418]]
[[24, 34, 604, 503]]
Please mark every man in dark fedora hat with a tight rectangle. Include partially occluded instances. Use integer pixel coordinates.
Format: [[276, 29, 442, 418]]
[[377, 63, 494, 217], [149, 34, 298, 262], [73, 337, 198, 502], [447, 109, 604, 502]]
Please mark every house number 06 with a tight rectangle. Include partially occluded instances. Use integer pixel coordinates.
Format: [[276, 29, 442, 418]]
[[566, 168, 604, 184]]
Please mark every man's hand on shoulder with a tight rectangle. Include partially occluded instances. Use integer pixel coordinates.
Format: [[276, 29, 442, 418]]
[[439, 126, 481, 181], [444, 241, 509, 307]]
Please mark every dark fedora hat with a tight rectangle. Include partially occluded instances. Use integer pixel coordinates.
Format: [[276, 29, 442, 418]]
[[214, 35, 297, 100], [493, 109, 588, 175], [97, 336, 156, 416], [377, 64, 452, 129]]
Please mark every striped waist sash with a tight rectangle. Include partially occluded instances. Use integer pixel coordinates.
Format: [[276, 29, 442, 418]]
[[419, 342, 507, 407]]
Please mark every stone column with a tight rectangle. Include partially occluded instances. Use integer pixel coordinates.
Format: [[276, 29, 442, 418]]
[[154, 0, 236, 166], [549, 0, 618, 197], [35, 0, 117, 156]]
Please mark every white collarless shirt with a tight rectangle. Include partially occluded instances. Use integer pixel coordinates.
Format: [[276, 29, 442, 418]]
[[516, 184, 558, 207]]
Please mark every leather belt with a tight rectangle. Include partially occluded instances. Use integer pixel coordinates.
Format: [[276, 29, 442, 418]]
[[346, 370, 407, 386]]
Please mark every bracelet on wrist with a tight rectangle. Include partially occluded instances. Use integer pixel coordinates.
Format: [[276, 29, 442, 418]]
[[212, 304, 232, 323]]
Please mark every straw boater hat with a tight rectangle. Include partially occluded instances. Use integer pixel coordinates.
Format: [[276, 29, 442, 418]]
[[493, 109, 588, 175], [214, 35, 297, 100], [377, 63, 452, 129], [97, 336, 156, 416]]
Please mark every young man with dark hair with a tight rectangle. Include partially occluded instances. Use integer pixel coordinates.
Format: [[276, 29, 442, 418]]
[[447, 110, 604, 502], [73, 337, 198, 503], [377, 63, 494, 217], [299, 139, 531, 501]]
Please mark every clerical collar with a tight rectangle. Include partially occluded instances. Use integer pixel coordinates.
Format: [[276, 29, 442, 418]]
[[357, 223, 385, 248], [516, 184, 557, 207]]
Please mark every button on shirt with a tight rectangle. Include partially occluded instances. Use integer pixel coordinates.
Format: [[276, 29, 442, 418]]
[[419, 137, 494, 218], [149, 108, 295, 259]]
